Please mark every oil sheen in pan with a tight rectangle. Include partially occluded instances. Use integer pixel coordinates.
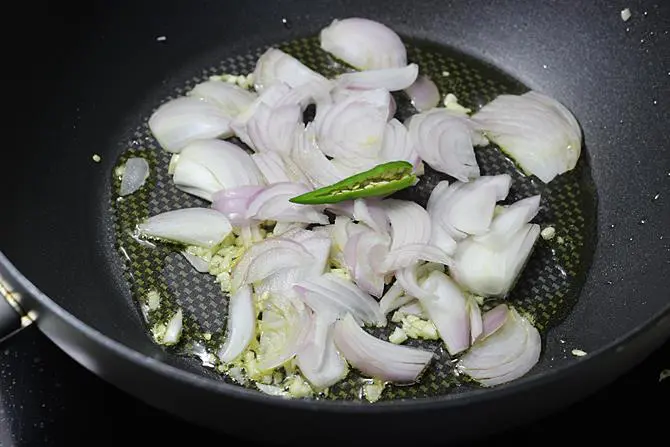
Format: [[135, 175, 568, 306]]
[[109, 36, 598, 401]]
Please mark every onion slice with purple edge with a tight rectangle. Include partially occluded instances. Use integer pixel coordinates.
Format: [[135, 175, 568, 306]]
[[211, 185, 265, 225], [380, 243, 452, 273], [148, 97, 234, 153], [353, 199, 389, 234], [407, 109, 487, 182], [171, 139, 264, 201], [336, 64, 419, 91], [119, 157, 149, 197], [343, 227, 390, 298], [458, 307, 541, 387], [294, 273, 386, 327], [472, 91, 582, 183], [473, 195, 541, 249], [418, 270, 471, 355], [320, 18, 407, 70], [137, 208, 232, 248], [245, 182, 329, 224], [253, 48, 330, 92], [479, 304, 510, 341], [218, 285, 255, 363], [296, 311, 348, 389], [334, 313, 434, 383], [404, 75, 440, 112]]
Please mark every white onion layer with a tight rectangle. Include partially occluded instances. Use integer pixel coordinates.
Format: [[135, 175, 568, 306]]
[[137, 208, 232, 248], [472, 91, 582, 183], [218, 285, 256, 363], [119, 157, 150, 196], [148, 97, 233, 153], [320, 18, 407, 70], [334, 313, 434, 383]]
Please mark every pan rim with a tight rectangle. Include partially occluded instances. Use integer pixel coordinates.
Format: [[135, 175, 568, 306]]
[[2, 250, 669, 413]]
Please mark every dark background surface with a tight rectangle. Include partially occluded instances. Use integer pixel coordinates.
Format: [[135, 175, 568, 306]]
[[0, 328, 668, 446]]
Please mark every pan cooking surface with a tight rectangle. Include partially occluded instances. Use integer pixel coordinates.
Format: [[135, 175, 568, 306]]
[[110, 36, 597, 400]]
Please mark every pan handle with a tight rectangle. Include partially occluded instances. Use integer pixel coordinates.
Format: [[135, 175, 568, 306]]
[[0, 275, 34, 343]]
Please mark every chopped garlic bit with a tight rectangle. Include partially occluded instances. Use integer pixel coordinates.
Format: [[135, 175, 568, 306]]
[[92, 154, 101, 163], [363, 379, 386, 403], [389, 327, 408, 344], [571, 349, 587, 357], [621, 8, 631, 22], [541, 226, 556, 240], [557, 236, 565, 244], [208, 73, 254, 89], [441, 71, 450, 77], [156, 35, 167, 42], [391, 313, 439, 340], [203, 332, 212, 341], [114, 165, 126, 178], [147, 289, 161, 310], [659, 369, 670, 382], [286, 375, 313, 398], [443, 93, 472, 114]]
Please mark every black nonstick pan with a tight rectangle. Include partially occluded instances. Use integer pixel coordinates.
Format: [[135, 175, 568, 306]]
[[1, 0, 669, 444]]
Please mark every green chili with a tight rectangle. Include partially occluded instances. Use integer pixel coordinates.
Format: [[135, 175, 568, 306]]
[[289, 160, 417, 205]]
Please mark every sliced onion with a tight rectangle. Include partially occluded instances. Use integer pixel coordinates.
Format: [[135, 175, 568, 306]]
[[458, 307, 541, 386], [426, 175, 511, 242], [231, 237, 312, 292], [230, 82, 292, 146], [172, 139, 264, 201], [162, 309, 183, 345], [274, 80, 334, 110], [313, 89, 391, 160], [320, 18, 407, 70], [379, 281, 413, 315], [383, 199, 431, 251], [251, 152, 310, 185], [452, 223, 541, 297], [472, 91, 582, 183], [343, 228, 390, 297], [137, 208, 232, 248], [473, 195, 541, 249], [353, 199, 389, 234], [291, 124, 346, 188], [119, 157, 150, 196], [396, 264, 432, 303], [218, 285, 255, 363], [297, 311, 348, 389], [181, 250, 210, 273], [294, 273, 385, 327], [378, 119, 419, 167], [404, 75, 440, 112], [381, 243, 452, 273], [418, 270, 470, 355], [238, 223, 265, 248], [336, 64, 418, 91], [246, 182, 329, 224], [188, 80, 256, 116], [256, 294, 311, 371], [211, 185, 265, 225], [480, 304, 509, 340], [333, 313, 434, 383], [148, 97, 233, 153], [246, 103, 301, 155], [468, 298, 483, 343], [253, 48, 330, 92], [273, 221, 308, 236]]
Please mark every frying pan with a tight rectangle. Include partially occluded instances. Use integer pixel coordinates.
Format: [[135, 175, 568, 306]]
[[2, 0, 669, 444]]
